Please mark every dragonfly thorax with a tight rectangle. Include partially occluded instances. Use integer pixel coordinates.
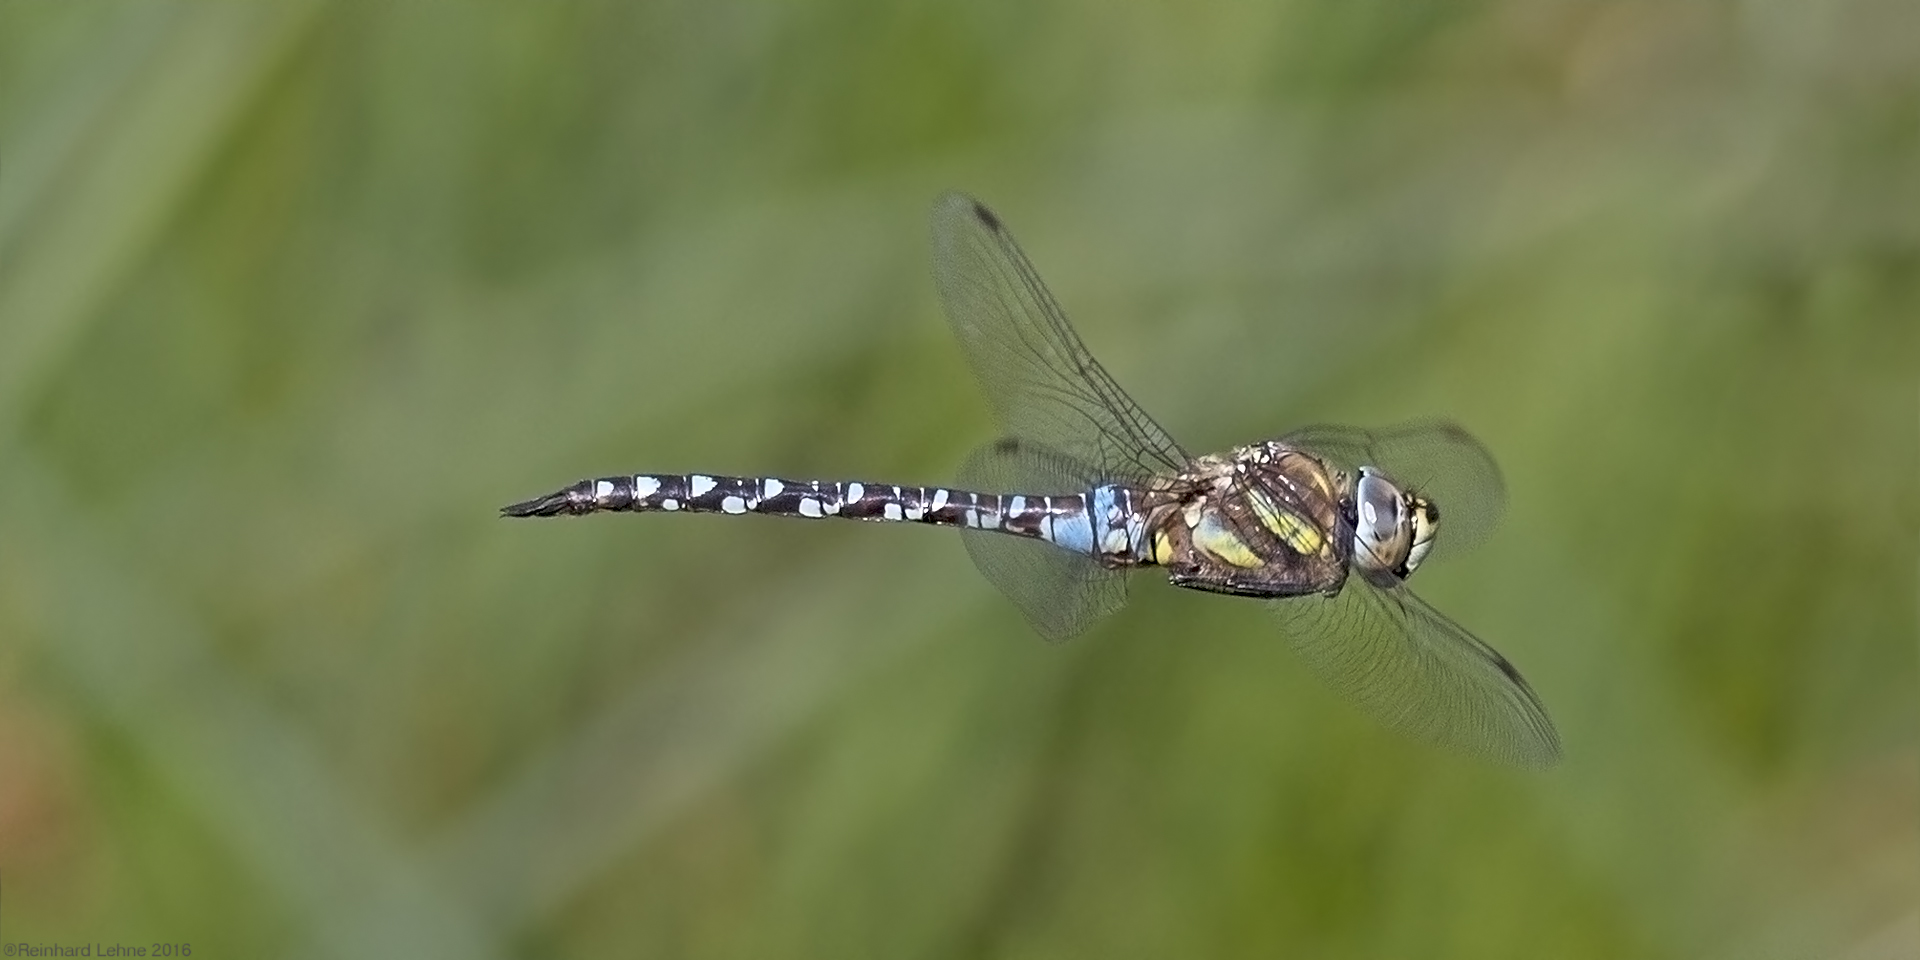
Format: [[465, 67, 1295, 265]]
[[1143, 443, 1349, 599], [1350, 468, 1439, 586]]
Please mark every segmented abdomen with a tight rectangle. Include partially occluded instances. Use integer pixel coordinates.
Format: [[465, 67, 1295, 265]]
[[501, 472, 1128, 559]]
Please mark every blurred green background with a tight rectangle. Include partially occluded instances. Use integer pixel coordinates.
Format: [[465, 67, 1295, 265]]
[[0, 2, 1914, 958]]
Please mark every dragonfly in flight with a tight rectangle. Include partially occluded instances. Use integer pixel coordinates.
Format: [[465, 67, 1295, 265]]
[[504, 193, 1561, 767]]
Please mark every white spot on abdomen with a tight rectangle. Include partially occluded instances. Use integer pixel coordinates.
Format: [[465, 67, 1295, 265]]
[[661, 499, 680, 511], [798, 497, 823, 518], [689, 475, 716, 497], [721, 496, 747, 515], [845, 482, 865, 503], [883, 503, 903, 521], [633, 476, 661, 499], [762, 478, 784, 499], [594, 480, 615, 500]]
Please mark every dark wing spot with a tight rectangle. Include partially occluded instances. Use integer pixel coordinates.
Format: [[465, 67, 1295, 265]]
[[970, 199, 1003, 231], [992, 436, 1022, 454], [1494, 654, 1525, 684]]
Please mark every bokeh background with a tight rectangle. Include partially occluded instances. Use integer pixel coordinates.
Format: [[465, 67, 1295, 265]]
[[0, 2, 1914, 958]]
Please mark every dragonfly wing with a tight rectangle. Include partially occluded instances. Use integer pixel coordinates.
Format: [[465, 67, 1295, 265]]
[[931, 192, 1188, 485], [1271, 576, 1561, 767], [955, 437, 1128, 642]]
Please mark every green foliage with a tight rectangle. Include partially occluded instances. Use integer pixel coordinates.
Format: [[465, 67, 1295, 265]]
[[0, 2, 1912, 958]]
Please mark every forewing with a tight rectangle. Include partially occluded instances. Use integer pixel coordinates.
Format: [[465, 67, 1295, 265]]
[[955, 438, 1128, 641], [1283, 420, 1505, 560], [1272, 577, 1561, 767], [931, 192, 1188, 485]]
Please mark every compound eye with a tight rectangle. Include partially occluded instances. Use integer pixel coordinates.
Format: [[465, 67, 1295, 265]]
[[1352, 469, 1413, 581]]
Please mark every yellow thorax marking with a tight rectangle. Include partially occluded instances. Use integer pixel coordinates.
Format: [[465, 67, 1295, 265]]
[[1192, 510, 1265, 568], [1246, 486, 1325, 556]]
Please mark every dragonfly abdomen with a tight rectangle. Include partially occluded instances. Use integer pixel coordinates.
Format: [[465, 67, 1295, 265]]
[[501, 472, 1113, 553]]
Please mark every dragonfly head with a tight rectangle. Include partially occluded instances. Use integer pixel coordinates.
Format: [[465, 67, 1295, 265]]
[[1352, 468, 1439, 585]]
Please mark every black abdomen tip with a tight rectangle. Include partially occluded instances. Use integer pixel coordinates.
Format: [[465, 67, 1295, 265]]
[[500, 487, 578, 517]]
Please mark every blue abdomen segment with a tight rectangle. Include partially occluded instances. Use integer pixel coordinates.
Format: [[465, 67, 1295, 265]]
[[1086, 483, 1148, 564], [1044, 497, 1095, 556]]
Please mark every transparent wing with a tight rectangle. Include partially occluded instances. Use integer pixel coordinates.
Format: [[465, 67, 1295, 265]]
[[931, 192, 1188, 485], [1283, 419, 1505, 561], [955, 437, 1128, 642], [1272, 576, 1561, 767]]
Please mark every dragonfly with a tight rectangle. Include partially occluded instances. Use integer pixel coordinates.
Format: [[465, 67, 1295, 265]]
[[504, 193, 1561, 768]]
